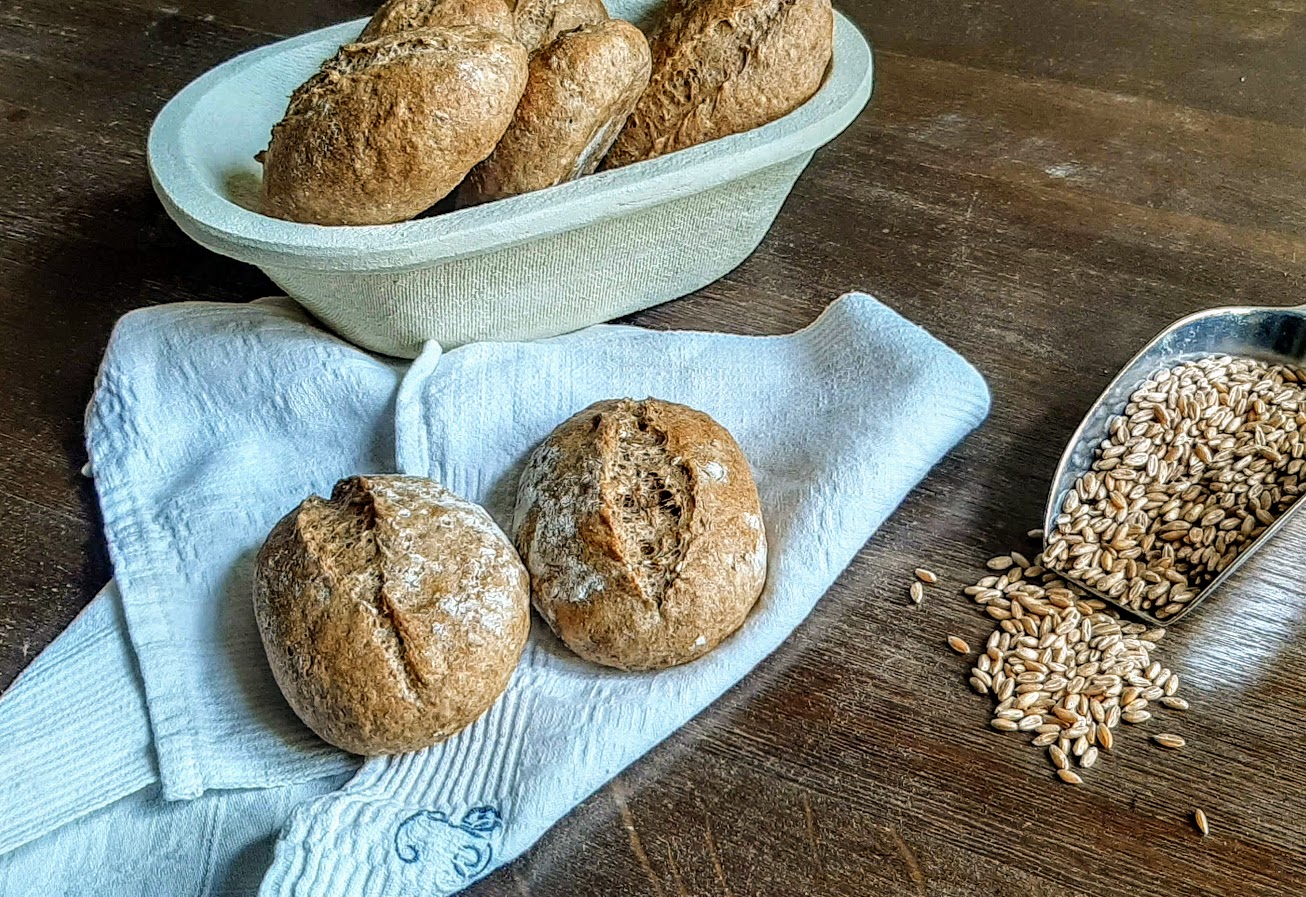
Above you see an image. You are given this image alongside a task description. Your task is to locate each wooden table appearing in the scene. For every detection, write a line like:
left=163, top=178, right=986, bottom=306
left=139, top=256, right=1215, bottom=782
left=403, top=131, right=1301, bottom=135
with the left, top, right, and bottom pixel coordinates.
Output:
left=3, top=1, right=1305, bottom=893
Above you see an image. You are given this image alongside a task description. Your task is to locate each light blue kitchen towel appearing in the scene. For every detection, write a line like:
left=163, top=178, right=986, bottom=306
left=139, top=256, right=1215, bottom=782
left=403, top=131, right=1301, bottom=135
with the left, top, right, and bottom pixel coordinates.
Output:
left=0, top=292, right=988, bottom=895
left=0, top=577, right=349, bottom=897
left=0, top=731, right=348, bottom=897
left=0, top=300, right=383, bottom=861
left=0, top=581, right=156, bottom=856
left=82, top=298, right=392, bottom=801
left=258, top=294, right=990, bottom=895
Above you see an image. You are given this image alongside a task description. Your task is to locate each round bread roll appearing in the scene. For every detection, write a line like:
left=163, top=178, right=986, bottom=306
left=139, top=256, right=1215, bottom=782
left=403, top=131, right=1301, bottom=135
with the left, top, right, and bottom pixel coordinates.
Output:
left=258, top=27, right=528, bottom=226
left=358, top=0, right=514, bottom=41
left=603, top=0, right=833, bottom=168
left=513, top=398, right=767, bottom=670
left=511, top=0, right=609, bottom=51
left=460, top=20, right=651, bottom=205
left=253, top=475, right=530, bottom=755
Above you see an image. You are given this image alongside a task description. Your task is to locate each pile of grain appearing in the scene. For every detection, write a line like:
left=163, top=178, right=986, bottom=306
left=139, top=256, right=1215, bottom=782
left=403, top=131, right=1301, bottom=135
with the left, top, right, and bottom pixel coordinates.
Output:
left=951, top=545, right=1187, bottom=784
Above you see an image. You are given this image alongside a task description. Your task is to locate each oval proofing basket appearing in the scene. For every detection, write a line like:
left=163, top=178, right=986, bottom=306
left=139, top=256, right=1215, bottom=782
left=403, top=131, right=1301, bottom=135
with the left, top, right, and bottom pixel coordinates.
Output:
left=148, top=4, right=874, bottom=357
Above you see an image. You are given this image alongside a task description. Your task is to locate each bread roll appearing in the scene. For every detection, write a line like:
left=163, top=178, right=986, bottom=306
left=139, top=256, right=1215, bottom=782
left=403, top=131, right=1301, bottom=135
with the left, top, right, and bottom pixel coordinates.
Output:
left=358, top=0, right=514, bottom=41
left=604, top=0, right=833, bottom=168
left=513, top=398, right=767, bottom=670
left=253, top=476, right=530, bottom=755
left=259, top=27, right=528, bottom=226
left=511, top=0, right=609, bottom=51
left=461, top=20, right=651, bottom=205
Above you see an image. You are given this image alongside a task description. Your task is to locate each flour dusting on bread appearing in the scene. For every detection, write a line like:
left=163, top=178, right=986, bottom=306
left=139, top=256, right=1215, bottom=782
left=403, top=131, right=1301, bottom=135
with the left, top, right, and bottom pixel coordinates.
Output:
left=253, top=475, right=529, bottom=755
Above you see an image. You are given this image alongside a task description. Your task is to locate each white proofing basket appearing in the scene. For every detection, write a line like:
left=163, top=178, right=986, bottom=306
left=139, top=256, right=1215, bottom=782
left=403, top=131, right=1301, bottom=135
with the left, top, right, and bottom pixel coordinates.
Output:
left=147, top=4, right=874, bottom=357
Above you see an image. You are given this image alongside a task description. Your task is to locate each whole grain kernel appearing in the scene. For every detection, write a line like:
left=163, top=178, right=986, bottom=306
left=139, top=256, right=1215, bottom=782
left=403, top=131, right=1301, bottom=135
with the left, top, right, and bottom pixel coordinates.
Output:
left=1049, top=745, right=1069, bottom=770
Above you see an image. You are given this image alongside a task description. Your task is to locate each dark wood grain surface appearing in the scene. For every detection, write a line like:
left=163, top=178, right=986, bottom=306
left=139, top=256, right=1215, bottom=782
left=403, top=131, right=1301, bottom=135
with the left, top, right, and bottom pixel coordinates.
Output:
left=3, top=0, right=1305, bottom=894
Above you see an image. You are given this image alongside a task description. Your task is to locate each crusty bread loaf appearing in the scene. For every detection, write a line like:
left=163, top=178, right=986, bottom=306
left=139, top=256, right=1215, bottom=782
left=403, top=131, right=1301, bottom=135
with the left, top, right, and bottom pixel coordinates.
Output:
left=511, top=0, right=609, bottom=51
left=461, top=20, right=651, bottom=205
left=259, top=27, right=528, bottom=226
left=253, top=476, right=530, bottom=755
left=359, top=0, right=514, bottom=41
left=513, top=398, right=767, bottom=670
left=604, top=0, right=833, bottom=168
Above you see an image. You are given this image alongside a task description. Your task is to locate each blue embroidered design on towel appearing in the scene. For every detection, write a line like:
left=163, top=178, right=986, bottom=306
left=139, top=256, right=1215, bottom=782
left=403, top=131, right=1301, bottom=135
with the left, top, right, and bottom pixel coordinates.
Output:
left=394, top=806, right=503, bottom=888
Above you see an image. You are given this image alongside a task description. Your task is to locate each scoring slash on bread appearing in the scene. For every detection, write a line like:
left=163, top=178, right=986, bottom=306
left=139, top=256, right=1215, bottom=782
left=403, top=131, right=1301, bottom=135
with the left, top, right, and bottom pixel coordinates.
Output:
left=359, top=0, right=516, bottom=40
left=258, top=27, right=527, bottom=226
left=513, top=398, right=768, bottom=671
left=604, top=0, right=834, bottom=167
left=360, top=0, right=609, bottom=50
left=461, top=19, right=651, bottom=205
left=253, top=476, right=530, bottom=756
left=511, top=0, right=611, bottom=52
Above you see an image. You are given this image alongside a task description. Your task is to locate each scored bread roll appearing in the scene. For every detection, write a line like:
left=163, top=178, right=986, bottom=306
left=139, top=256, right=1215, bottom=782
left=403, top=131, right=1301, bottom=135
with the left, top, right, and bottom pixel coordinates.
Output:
left=259, top=27, right=528, bottom=226
left=511, top=0, right=609, bottom=51
left=604, top=0, right=833, bottom=168
left=461, top=20, right=651, bottom=205
left=513, top=398, right=767, bottom=670
left=253, top=476, right=531, bottom=756
left=358, top=0, right=514, bottom=41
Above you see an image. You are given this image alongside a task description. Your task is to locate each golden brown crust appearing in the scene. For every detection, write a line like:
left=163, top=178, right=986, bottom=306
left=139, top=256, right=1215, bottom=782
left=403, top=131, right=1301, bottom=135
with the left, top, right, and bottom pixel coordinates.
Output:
left=259, top=27, right=528, bottom=226
left=461, top=20, right=651, bottom=205
left=603, top=0, right=833, bottom=168
left=511, top=0, right=609, bottom=51
left=513, top=398, right=767, bottom=670
left=359, top=0, right=514, bottom=41
left=253, top=475, right=530, bottom=755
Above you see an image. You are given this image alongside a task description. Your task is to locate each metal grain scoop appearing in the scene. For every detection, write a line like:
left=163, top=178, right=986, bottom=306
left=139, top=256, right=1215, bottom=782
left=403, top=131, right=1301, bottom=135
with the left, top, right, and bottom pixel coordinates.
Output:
left=1042, top=303, right=1306, bottom=624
